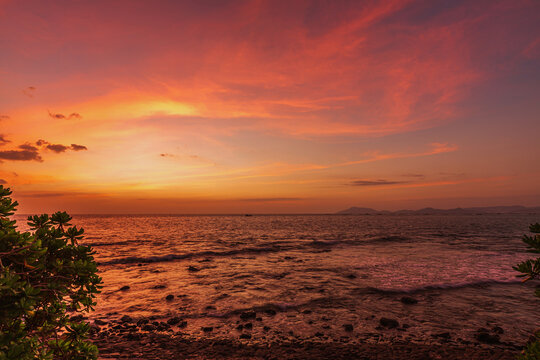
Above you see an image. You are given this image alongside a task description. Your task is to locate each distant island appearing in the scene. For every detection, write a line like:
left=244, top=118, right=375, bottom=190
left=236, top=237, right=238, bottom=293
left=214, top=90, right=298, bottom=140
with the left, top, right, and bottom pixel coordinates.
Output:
left=336, top=205, right=540, bottom=215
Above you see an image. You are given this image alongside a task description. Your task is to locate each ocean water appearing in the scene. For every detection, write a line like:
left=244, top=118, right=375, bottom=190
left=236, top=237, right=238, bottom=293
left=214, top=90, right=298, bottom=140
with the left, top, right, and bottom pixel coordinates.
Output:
left=16, top=214, right=540, bottom=345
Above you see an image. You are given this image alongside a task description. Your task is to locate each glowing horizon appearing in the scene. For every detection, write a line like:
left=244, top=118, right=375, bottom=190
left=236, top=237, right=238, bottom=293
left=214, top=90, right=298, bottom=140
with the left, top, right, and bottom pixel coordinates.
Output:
left=1, top=0, right=539, bottom=214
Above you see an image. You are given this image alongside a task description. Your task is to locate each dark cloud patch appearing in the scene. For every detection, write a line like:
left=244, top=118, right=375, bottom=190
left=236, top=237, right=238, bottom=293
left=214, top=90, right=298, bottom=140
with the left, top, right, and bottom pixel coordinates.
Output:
left=0, top=139, right=87, bottom=161
left=70, top=144, right=87, bottom=151
left=19, top=143, right=39, bottom=151
left=48, top=111, right=83, bottom=120
left=0, top=179, right=6, bottom=185
left=349, top=179, right=410, bottom=187
left=22, top=86, right=36, bottom=97
left=160, top=153, right=174, bottom=157
left=46, top=144, right=69, bottom=153
left=0, top=135, right=10, bottom=145
left=0, top=149, right=43, bottom=162
left=0, top=115, right=9, bottom=121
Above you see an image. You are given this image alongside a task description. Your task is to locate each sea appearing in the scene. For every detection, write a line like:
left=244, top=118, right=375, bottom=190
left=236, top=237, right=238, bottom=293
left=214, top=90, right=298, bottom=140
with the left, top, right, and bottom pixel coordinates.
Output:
left=16, top=213, right=540, bottom=346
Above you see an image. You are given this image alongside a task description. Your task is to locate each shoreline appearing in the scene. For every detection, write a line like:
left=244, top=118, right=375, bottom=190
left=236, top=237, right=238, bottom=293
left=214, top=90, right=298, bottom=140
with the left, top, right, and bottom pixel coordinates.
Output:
left=93, top=332, right=523, bottom=359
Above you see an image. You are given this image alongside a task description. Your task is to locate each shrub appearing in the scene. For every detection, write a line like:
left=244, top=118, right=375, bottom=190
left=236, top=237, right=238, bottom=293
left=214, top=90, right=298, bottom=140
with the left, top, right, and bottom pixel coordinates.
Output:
left=514, top=223, right=540, bottom=360
left=0, top=185, right=102, bottom=360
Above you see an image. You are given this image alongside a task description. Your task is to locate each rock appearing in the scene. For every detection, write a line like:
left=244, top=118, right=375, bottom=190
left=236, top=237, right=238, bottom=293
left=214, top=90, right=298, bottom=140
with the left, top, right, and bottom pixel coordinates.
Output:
left=178, top=320, right=187, bottom=328
left=264, top=309, right=277, bottom=316
left=475, top=332, right=500, bottom=344
left=119, top=286, right=130, bottom=291
left=400, top=296, right=418, bottom=305
left=142, top=324, right=156, bottom=331
left=152, top=285, right=166, bottom=289
left=120, top=315, right=133, bottom=323
left=492, top=326, right=504, bottom=334
left=343, top=324, right=354, bottom=332
left=188, top=265, right=200, bottom=272
left=137, top=318, right=149, bottom=326
left=240, top=333, right=251, bottom=339
left=244, top=323, right=253, bottom=329
left=167, top=317, right=181, bottom=325
left=263, top=326, right=270, bottom=331
left=236, top=324, right=244, bottom=331
left=346, top=274, right=357, bottom=279
left=126, top=332, right=140, bottom=341
left=205, top=305, right=216, bottom=310
left=240, top=311, right=257, bottom=320
left=302, top=310, right=312, bottom=314
left=315, top=332, right=324, bottom=337
left=379, top=317, right=399, bottom=329
left=202, top=326, right=213, bottom=332
left=165, top=294, right=174, bottom=301
left=256, top=317, right=262, bottom=321
left=94, top=319, right=108, bottom=326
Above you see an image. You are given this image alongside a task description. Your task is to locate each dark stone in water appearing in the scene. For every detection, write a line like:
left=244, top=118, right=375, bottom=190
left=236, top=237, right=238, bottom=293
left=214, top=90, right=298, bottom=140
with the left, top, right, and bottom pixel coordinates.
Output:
left=119, top=286, right=130, bottom=291
left=302, top=310, right=312, bottom=314
left=263, top=326, right=270, bottom=331
left=240, top=311, right=257, bottom=320
left=94, top=319, right=108, bottom=326
left=264, top=309, right=277, bottom=316
left=205, top=305, right=216, bottom=310
left=475, top=332, right=500, bottom=344
left=142, top=324, right=156, bottom=331
left=346, top=274, right=357, bottom=279
left=240, top=333, right=251, bottom=339
left=244, top=323, right=253, bottom=329
left=165, top=294, right=174, bottom=301
left=167, top=317, right=181, bottom=325
left=153, top=285, right=166, bottom=289
left=188, top=265, right=200, bottom=272
left=343, top=324, right=354, bottom=332
left=236, top=324, right=244, bottom=331
left=379, top=318, right=399, bottom=329
left=137, top=318, right=149, bottom=326
left=120, top=315, right=133, bottom=323
left=400, top=296, right=418, bottom=305
left=202, top=327, right=213, bottom=332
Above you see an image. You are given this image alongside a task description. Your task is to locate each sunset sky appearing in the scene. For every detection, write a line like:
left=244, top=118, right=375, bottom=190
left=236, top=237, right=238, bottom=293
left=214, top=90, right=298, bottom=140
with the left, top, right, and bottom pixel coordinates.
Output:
left=1, top=0, right=539, bottom=214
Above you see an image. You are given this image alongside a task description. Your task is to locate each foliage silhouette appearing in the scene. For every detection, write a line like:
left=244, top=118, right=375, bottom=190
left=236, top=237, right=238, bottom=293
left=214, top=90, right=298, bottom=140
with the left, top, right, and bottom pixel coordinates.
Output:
left=0, top=185, right=102, bottom=359
left=514, top=223, right=540, bottom=359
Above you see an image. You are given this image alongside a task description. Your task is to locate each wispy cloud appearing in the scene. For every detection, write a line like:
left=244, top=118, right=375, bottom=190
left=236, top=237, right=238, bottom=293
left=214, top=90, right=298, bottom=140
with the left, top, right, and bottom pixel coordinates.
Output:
left=0, top=135, right=10, bottom=145
left=349, top=179, right=409, bottom=186
left=47, top=111, right=83, bottom=120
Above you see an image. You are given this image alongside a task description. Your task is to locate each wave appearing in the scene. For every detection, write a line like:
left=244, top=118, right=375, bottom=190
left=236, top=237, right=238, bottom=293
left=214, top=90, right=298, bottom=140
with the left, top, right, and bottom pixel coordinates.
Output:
left=353, top=279, right=525, bottom=296
left=97, top=235, right=412, bottom=266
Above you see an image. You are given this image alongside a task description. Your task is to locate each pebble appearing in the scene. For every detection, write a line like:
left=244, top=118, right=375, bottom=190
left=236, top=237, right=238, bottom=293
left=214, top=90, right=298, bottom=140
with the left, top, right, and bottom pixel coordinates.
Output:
left=400, top=296, right=418, bottom=305
left=380, top=318, right=399, bottom=329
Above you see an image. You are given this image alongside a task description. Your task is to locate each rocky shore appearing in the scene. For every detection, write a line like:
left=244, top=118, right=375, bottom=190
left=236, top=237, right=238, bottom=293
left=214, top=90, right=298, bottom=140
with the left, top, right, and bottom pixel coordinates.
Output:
left=89, top=309, right=526, bottom=359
